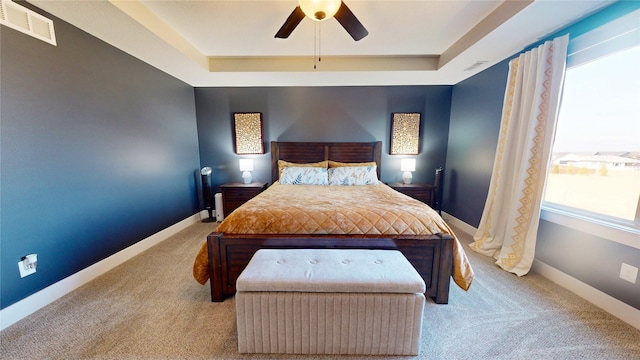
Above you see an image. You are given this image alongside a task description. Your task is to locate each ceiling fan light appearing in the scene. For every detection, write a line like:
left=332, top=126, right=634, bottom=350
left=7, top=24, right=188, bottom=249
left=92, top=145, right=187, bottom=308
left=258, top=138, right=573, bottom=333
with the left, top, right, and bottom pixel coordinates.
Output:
left=299, top=0, right=341, bottom=21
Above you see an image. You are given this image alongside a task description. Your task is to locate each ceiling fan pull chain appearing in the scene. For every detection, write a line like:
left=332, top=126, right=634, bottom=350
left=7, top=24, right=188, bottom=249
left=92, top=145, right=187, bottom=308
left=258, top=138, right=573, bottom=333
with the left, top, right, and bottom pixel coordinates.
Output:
left=318, top=22, right=322, bottom=64
left=313, top=21, right=317, bottom=69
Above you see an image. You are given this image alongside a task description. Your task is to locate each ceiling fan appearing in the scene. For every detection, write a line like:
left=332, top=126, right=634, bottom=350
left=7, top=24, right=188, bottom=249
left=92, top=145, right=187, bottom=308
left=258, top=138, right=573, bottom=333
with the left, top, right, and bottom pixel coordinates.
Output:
left=275, top=0, right=368, bottom=41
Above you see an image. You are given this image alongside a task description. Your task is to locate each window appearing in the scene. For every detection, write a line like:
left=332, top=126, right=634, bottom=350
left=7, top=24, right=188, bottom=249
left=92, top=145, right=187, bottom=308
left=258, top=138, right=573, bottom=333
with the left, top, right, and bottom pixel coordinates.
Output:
left=542, top=9, right=640, bottom=237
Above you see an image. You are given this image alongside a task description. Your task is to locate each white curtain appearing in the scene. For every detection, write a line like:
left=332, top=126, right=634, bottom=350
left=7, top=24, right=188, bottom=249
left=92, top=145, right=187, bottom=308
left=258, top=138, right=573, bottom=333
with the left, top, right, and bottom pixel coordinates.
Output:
left=471, top=35, right=569, bottom=276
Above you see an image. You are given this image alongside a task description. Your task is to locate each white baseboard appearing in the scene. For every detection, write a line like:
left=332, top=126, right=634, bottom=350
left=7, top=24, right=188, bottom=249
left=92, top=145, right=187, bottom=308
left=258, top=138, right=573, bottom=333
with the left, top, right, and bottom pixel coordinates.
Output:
left=4, top=213, right=638, bottom=332
left=532, top=259, right=640, bottom=330
left=199, top=209, right=211, bottom=220
left=441, top=212, right=640, bottom=331
left=441, top=211, right=478, bottom=236
left=0, top=214, right=201, bottom=331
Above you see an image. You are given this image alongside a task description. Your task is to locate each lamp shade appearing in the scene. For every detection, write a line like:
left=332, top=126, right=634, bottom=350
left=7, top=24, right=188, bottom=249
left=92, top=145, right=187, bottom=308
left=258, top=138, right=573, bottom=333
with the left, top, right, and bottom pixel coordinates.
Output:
left=239, top=159, right=254, bottom=172
left=401, top=158, right=416, bottom=172
left=299, top=0, right=341, bottom=21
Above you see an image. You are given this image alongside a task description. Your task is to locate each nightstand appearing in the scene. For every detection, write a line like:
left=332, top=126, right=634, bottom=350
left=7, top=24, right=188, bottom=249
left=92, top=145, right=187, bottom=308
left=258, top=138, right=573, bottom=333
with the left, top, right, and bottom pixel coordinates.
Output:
left=388, top=183, right=436, bottom=208
left=220, top=182, right=267, bottom=217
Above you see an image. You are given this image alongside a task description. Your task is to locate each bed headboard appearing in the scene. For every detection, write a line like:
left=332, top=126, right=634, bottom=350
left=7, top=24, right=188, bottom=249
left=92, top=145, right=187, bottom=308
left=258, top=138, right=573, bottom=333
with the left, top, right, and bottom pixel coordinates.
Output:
left=270, top=141, right=382, bottom=184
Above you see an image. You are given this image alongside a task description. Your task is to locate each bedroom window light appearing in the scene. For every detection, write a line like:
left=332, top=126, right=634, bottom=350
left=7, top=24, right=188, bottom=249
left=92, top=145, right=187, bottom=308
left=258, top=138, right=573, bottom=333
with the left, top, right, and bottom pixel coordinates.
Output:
left=542, top=9, right=640, bottom=245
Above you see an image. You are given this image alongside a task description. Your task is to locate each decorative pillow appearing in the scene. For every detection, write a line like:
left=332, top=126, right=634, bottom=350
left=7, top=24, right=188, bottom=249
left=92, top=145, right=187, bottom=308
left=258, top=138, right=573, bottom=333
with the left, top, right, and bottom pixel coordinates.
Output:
left=280, top=166, right=329, bottom=185
left=278, top=160, right=328, bottom=179
left=328, top=165, right=378, bottom=185
left=328, top=160, right=378, bottom=168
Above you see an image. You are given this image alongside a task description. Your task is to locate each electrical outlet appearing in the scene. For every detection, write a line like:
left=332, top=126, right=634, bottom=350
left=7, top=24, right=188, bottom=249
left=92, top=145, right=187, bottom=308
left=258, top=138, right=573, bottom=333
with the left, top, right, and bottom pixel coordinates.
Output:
left=18, top=261, right=36, bottom=278
left=619, top=263, right=638, bottom=284
left=18, top=254, right=37, bottom=278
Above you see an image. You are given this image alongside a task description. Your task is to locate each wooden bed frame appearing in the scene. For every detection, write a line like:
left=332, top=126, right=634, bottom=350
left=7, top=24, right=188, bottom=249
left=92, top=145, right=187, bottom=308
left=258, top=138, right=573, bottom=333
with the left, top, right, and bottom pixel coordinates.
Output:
left=206, top=141, right=454, bottom=304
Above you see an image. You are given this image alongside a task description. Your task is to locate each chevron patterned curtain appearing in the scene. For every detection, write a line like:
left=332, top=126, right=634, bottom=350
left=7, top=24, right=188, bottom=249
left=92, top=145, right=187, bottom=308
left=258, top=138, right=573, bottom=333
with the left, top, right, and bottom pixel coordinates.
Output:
left=471, top=35, right=569, bottom=276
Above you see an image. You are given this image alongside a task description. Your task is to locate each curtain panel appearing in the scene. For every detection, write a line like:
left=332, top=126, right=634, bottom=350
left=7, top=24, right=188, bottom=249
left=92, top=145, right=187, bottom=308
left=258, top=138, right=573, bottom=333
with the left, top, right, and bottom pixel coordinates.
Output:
left=471, top=35, right=569, bottom=276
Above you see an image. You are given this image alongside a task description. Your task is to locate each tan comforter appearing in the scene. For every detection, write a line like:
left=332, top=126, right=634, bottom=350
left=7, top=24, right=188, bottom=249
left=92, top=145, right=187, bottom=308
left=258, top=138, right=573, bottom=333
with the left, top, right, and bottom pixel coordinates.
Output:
left=193, top=182, right=473, bottom=290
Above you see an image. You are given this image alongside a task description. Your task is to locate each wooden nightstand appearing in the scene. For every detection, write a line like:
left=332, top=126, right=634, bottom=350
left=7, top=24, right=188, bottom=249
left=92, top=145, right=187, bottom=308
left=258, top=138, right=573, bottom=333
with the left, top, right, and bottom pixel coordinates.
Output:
left=220, top=182, right=267, bottom=217
left=388, top=183, right=436, bottom=208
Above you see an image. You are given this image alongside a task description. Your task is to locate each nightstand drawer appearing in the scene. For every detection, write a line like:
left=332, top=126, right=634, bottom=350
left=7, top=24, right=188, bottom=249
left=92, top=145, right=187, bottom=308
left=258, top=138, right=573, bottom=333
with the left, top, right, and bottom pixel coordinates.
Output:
left=220, top=182, right=267, bottom=216
left=224, top=188, right=262, bottom=201
left=388, top=183, right=436, bottom=207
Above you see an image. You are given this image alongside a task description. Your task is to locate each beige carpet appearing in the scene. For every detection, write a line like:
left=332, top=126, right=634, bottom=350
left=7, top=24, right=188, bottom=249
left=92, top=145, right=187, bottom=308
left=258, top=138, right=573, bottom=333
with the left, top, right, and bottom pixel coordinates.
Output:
left=2, top=221, right=639, bottom=359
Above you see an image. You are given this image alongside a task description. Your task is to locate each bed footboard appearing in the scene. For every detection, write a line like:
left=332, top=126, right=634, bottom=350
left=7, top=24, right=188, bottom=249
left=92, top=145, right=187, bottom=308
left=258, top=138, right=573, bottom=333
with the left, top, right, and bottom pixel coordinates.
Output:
left=206, top=232, right=454, bottom=304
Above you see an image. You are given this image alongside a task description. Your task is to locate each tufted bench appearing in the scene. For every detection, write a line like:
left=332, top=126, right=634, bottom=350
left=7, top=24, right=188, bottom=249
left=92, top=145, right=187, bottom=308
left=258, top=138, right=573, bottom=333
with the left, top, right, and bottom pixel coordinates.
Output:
left=235, top=249, right=425, bottom=355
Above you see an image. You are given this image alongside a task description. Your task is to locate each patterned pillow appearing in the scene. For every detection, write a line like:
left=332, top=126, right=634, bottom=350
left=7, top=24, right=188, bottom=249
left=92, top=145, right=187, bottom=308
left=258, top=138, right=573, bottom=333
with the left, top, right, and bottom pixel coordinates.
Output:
left=279, top=166, right=329, bottom=185
left=328, top=165, right=378, bottom=185
left=328, top=160, right=378, bottom=168
left=278, top=160, right=328, bottom=179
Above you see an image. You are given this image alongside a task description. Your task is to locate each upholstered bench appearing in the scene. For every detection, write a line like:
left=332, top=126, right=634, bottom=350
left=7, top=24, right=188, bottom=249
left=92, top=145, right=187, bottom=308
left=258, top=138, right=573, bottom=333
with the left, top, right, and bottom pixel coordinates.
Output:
left=235, top=249, right=425, bottom=355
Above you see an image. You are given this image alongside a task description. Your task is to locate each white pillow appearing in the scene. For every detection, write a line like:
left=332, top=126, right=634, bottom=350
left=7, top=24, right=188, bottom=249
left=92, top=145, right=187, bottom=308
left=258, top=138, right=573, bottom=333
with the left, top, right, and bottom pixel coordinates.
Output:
left=279, top=166, right=329, bottom=185
left=328, top=165, right=378, bottom=185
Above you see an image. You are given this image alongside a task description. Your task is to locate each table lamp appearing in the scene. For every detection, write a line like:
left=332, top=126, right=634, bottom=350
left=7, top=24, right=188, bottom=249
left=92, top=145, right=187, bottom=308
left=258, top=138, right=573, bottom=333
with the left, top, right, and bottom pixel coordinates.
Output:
left=401, top=158, right=416, bottom=184
left=239, top=159, right=254, bottom=184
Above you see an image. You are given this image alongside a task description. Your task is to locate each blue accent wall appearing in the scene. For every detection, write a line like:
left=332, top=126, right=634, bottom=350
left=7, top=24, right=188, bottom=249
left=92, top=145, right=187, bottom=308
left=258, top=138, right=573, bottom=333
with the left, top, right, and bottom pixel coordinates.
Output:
left=2, top=0, right=637, bottom=314
left=536, top=221, right=640, bottom=309
left=0, top=6, right=200, bottom=309
left=445, top=2, right=640, bottom=310
left=195, top=86, right=452, bottom=188
left=445, top=58, right=510, bottom=227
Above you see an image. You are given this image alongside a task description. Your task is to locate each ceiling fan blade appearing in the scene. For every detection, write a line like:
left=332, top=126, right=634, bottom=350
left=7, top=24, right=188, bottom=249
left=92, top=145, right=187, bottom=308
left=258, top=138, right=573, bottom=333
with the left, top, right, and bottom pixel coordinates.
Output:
left=334, top=1, right=368, bottom=41
left=275, top=6, right=306, bottom=39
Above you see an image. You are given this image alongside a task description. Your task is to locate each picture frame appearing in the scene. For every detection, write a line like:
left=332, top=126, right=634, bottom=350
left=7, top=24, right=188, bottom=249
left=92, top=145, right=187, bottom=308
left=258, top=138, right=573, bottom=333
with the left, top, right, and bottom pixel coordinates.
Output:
left=390, top=112, right=421, bottom=155
left=233, top=112, right=264, bottom=154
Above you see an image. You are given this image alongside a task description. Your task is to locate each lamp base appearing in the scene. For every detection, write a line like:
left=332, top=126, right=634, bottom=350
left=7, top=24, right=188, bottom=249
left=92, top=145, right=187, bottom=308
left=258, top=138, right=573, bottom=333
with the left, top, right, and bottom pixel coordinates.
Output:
left=242, top=171, right=252, bottom=184
left=202, top=208, right=217, bottom=223
left=402, top=171, right=413, bottom=184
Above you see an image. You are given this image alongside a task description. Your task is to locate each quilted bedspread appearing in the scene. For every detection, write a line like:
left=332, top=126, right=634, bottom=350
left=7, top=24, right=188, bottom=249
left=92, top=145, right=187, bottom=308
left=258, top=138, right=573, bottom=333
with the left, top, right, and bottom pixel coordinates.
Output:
left=193, top=182, right=474, bottom=290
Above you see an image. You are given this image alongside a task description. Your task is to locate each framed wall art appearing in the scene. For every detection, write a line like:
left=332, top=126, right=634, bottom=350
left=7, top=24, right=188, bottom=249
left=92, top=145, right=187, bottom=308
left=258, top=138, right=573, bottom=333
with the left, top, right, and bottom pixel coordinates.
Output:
left=389, top=112, right=421, bottom=155
left=233, top=112, right=264, bottom=154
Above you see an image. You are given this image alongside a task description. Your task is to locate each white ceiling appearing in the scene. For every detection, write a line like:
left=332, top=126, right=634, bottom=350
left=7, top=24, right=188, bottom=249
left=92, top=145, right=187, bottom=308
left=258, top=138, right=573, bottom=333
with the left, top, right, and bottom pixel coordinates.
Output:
left=28, top=0, right=613, bottom=87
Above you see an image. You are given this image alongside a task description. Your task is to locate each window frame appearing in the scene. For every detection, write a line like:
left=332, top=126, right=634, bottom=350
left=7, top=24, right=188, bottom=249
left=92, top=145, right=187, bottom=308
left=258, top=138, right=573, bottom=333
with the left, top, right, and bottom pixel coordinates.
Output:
left=540, top=7, right=640, bottom=247
left=540, top=205, right=640, bottom=249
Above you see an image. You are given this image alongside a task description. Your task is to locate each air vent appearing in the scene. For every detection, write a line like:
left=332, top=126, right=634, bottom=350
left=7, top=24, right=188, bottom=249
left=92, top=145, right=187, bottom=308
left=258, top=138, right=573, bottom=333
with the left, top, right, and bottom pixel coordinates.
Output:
left=0, top=0, right=56, bottom=46
left=464, top=61, right=488, bottom=71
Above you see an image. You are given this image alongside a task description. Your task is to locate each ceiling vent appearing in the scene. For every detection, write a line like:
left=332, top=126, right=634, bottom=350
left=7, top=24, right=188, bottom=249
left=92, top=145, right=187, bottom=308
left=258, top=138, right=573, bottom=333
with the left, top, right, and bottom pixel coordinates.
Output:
left=0, top=0, right=56, bottom=46
left=463, top=61, right=488, bottom=71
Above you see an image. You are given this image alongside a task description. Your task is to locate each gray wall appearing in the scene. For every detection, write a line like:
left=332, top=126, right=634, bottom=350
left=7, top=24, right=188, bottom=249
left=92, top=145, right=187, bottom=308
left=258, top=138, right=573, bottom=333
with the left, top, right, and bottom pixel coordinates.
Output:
left=195, top=86, right=453, bottom=189
left=0, top=5, right=201, bottom=309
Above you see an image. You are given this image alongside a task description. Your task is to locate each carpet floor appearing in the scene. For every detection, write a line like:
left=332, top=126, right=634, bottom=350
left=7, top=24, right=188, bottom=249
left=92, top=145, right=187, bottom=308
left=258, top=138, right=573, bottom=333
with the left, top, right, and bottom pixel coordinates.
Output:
left=1, top=221, right=639, bottom=359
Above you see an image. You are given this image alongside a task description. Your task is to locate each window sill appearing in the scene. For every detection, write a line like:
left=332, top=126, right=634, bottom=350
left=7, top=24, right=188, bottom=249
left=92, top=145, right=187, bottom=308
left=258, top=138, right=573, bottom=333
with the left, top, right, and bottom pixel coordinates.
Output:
left=540, top=206, right=640, bottom=250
